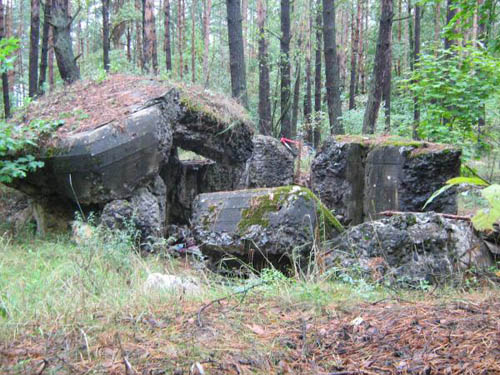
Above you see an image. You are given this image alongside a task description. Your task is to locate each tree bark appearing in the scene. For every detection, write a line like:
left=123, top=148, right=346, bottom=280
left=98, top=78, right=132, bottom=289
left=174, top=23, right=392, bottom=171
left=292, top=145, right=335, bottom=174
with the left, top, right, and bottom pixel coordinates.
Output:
left=412, top=4, right=421, bottom=139
left=280, top=0, right=291, bottom=137
left=202, top=0, right=212, bottom=84
left=349, top=0, right=361, bottom=109
left=29, top=0, right=40, bottom=97
left=444, top=0, right=457, bottom=51
left=362, top=0, right=393, bottom=134
left=39, top=0, right=51, bottom=94
left=50, top=0, right=80, bottom=84
left=323, top=0, right=343, bottom=134
left=178, top=0, right=184, bottom=78
left=226, top=0, right=248, bottom=107
left=142, top=0, right=155, bottom=73
left=191, top=0, right=196, bottom=82
left=383, top=24, right=392, bottom=133
left=102, top=0, right=110, bottom=71
left=164, top=0, right=172, bottom=71
left=291, top=59, right=301, bottom=138
left=257, top=0, right=271, bottom=135
left=0, top=0, right=10, bottom=117
left=135, top=0, right=143, bottom=69
left=313, top=3, right=322, bottom=147
left=304, top=0, right=313, bottom=143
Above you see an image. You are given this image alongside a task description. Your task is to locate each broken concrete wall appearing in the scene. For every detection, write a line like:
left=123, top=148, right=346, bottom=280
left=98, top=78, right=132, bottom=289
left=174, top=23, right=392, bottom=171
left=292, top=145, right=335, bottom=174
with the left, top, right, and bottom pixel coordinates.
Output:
left=192, top=187, right=343, bottom=269
left=311, top=137, right=461, bottom=225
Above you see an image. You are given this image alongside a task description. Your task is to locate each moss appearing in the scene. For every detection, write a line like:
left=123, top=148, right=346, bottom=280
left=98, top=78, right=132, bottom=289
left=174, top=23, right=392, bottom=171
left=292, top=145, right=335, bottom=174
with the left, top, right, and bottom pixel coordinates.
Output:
left=237, top=186, right=344, bottom=236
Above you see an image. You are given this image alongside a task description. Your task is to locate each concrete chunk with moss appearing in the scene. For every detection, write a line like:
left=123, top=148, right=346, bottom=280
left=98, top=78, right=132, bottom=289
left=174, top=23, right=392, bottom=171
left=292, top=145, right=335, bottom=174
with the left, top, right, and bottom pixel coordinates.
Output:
left=311, top=136, right=461, bottom=225
left=191, top=186, right=343, bottom=265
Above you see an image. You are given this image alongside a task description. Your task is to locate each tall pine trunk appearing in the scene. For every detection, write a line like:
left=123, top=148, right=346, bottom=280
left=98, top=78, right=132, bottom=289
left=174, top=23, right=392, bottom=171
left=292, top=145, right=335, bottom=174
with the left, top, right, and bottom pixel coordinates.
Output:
left=202, top=0, right=212, bottom=84
left=39, top=0, right=51, bottom=94
left=280, top=0, right=291, bottom=137
left=349, top=0, right=361, bottom=109
left=29, top=0, right=40, bottom=97
left=362, top=0, right=393, bottom=134
left=412, top=4, right=421, bottom=139
left=291, top=59, right=301, bottom=138
left=102, top=0, right=110, bottom=71
left=0, top=0, right=10, bottom=117
left=323, top=0, right=343, bottom=134
left=135, top=0, right=143, bottom=68
left=164, top=0, right=172, bottom=71
left=304, top=0, right=312, bottom=143
left=191, top=0, right=196, bottom=82
left=226, top=0, right=248, bottom=107
left=50, top=0, right=80, bottom=84
left=313, top=3, right=322, bottom=147
left=257, top=0, right=271, bottom=135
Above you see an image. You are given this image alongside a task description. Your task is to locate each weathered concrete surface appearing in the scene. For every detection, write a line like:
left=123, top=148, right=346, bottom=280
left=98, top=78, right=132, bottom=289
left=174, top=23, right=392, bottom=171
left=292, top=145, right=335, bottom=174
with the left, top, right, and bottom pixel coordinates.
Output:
left=12, top=87, right=254, bottom=208
left=192, top=187, right=343, bottom=266
left=311, top=137, right=461, bottom=224
left=100, top=176, right=167, bottom=245
left=325, top=212, right=493, bottom=285
left=311, top=140, right=367, bottom=225
left=237, top=135, right=295, bottom=188
left=161, top=150, right=243, bottom=224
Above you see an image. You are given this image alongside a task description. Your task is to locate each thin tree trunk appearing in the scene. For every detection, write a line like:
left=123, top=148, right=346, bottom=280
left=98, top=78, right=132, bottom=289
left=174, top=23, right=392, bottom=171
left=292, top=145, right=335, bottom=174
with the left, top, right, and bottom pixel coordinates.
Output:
left=477, top=0, right=486, bottom=140
left=444, top=0, right=457, bottom=51
left=412, top=4, right=421, bottom=139
left=29, top=0, right=40, bottom=97
left=102, top=0, right=110, bottom=71
left=313, top=3, right=322, bottom=147
left=257, top=0, right=271, bottom=135
left=349, top=0, right=361, bottom=109
left=50, top=0, right=81, bottom=84
left=48, top=27, right=54, bottom=90
left=39, top=0, right=51, bottom=94
left=164, top=0, right=172, bottom=71
left=226, top=0, right=248, bottom=107
left=362, top=0, right=393, bottom=134
left=434, top=1, right=441, bottom=51
left=202, top=0, right=212, bottom=84
left=126, top=25, right=132, bottom=61
left=383, top=25, right=392, bottom=133
left=191, top=0, right=196, bottom=82
left=135, top=0, right=143, bottom=69
left=397, top=0, right=401, bottom=75
left=280, top=0, right=291, bottom=137
left=0, top=0, right=10, bottom=117
left=142, top=0, right=154, bottom=72
left=178, top=0, right=184, bottom=78
left=291, top=59, right=301, bottom=138
left=323, top=0, right=343, bottom=134
left=304, top=0, right=313, bottom=143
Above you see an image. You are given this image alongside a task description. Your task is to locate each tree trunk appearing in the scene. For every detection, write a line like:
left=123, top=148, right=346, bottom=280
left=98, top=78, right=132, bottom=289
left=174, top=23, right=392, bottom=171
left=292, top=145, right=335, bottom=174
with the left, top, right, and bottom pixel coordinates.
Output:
left=191, top=0, right=196, bottom=82
left=135, top=0, right=143, bottom=69
left=226, top=0, right=248, bottom=107
left=434, top=1, right=441, bottom=52
left=29, top=0, right=40, bottom=97
left=178, top=0, right=184, bottom=78
left=323, top=0, right=343, bottom=134
left=50, top=0, right=80, bottom=84
left=202, top=0, right=212, bottom=84
left=383, top=25, right=392, bottom=133
left=444, top=0, right=457, bottom=50
left=349, top=0, right=361, bottom=110
left=362, top=0, right=393, bottom=134
left=102, top=0, right=110, bottom=71
left=280, top=0, right=291, bottom=138
left=39, top=0, right=51, bottom=94
left=142, top=0, right=155, bottom=72
left=164, top=0, right=172, bottom=71
left=257, top=0, right=271, bottom=135
left=304, top=0, right=312, bottom=143
left=291, top=60, right=301, bottom=138
left=0, top=0, right=10, bottom=117
left=396, top=0, right=401, bottom=75
left=111, top=0, right=126, bottom=49
left=313, top=3, right=322, bottom=147
left=48, top=26, right=55, bottom=90
left=412, top=4, right=421, bottom=139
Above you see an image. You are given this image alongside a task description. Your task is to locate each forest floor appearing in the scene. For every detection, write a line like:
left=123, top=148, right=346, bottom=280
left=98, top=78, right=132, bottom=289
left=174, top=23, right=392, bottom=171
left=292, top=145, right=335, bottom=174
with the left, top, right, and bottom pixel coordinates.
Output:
left=0, top=231, right=499, bottom=375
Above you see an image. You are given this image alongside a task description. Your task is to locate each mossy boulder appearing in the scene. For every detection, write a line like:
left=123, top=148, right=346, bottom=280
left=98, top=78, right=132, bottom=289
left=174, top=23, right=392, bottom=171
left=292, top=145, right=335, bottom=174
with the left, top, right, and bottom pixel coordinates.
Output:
left=191, top=186, right=343, bottom=267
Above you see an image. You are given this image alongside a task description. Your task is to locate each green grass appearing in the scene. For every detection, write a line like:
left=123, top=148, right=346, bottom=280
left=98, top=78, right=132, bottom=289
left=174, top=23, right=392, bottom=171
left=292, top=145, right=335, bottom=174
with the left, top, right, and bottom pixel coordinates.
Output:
left=0, top=226, right=498, bottom=374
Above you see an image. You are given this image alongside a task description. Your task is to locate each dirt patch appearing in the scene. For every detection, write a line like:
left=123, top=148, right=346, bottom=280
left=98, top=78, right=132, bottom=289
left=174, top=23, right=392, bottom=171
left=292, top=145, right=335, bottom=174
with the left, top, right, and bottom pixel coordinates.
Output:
left=1, top=295, right=498, bottom=374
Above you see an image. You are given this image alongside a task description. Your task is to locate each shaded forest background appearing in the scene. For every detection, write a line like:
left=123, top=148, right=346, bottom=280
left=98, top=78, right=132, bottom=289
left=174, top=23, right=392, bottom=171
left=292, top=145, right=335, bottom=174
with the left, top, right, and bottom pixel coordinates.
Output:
left=1, top=0, right=500, bottom=163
